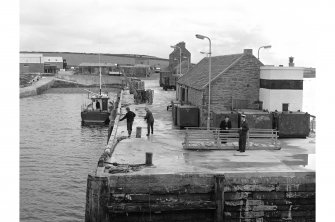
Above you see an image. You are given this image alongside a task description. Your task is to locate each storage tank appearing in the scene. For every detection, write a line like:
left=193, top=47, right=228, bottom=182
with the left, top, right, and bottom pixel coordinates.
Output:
left=212, top=111, right=239, bottom=129
left=238, top=109, right=273, bottom=129
left=176, top=105, right=199, bottom=127
left=275, top=112, right=310, bottom=138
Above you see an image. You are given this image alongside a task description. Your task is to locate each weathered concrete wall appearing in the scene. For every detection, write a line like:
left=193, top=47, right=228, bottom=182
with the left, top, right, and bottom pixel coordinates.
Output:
left=85, top=172, right=315, bottom=222
left=222, top=172, right=315, bottom=222
left=20, top=77, right=55, bottom=98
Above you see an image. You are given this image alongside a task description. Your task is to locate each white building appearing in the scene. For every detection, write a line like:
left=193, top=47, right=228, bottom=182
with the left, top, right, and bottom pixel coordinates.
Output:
left=259, top=66, right=304, bottom=112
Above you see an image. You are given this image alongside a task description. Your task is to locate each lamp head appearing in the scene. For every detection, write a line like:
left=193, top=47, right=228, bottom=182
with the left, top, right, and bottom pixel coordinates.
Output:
left=195, top=34, right=205, bottom=40
left=264, top=45, right=272, bottom=49
left=170, top=45, right=176, bottom=49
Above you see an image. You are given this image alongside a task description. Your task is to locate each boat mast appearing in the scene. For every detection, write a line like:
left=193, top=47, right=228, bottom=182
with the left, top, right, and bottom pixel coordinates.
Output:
left=99, top=53, right=102, bottom=95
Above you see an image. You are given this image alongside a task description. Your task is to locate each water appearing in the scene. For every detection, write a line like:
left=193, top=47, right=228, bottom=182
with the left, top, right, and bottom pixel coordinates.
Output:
left=20, top=92, right=114, bottom=222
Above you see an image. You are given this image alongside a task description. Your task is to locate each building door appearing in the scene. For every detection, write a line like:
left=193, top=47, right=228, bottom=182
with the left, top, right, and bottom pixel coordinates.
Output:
left=282, top=103, right=289, bottom=112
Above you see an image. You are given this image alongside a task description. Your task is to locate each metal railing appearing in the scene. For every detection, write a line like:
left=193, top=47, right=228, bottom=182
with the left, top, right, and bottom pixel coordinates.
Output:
left=183, top=127, right=280, bottom=150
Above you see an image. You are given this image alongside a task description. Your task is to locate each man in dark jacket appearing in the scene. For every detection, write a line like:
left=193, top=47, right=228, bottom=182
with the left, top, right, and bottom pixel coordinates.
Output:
left=120, top=107, right=136, bottom=138
left=144, top=107, right=154, bottom=136
left=238, top=114, right=249, bottom=152
left=220, top=116, right=232, bottom=144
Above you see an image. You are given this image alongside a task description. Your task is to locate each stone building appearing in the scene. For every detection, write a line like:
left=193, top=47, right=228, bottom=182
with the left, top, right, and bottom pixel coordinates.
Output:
left=177, top=49, right=263, bottom=127
left=173, top=60, right=194, bottom=75
left=169, top=41, right=191, bottom=70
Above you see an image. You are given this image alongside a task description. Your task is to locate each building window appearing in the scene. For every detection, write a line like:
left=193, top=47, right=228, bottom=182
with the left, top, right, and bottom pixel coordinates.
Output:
left=282, top=103, right=289, bottom=112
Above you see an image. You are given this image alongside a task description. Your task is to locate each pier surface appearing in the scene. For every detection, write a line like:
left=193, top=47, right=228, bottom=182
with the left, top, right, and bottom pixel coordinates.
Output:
left=104, top=77, right=315, bottom=175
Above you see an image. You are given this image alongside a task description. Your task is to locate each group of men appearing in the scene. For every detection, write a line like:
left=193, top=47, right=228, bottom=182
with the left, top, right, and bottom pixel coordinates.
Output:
left=220, top=115, right=249, bottom=153
left=119, top=107, right=154, bottom=138
left=120, top=106, right=249, bottom=152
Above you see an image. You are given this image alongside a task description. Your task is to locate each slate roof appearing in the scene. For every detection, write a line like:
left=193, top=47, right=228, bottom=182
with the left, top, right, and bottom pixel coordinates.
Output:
left=177, top=53, right=245, bottom=89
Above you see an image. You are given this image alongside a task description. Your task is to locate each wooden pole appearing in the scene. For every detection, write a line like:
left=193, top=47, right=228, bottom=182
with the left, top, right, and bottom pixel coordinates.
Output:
left=85, top=175, right=110, bottom=222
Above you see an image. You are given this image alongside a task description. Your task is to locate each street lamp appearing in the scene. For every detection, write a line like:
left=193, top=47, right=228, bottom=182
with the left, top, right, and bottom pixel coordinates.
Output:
left=257, top=45, right=271, bottom=60
left=196, top=34, right=212, bottom=130
left=171, top=45, right=182, bottom=75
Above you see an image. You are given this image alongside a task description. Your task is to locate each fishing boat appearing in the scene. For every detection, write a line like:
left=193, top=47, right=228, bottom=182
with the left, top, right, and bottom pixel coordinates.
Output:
left=81, top=55, right=112, bottom=125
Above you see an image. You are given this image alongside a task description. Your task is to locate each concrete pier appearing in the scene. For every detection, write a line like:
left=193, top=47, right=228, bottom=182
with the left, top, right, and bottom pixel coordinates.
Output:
left=85, top=75, right=315, bottom=222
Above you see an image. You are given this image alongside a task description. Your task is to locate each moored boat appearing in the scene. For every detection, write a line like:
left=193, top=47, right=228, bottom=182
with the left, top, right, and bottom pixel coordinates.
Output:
left=81, top=54, right=113, bottom=125
left=81, top=92, right=112, bottom=125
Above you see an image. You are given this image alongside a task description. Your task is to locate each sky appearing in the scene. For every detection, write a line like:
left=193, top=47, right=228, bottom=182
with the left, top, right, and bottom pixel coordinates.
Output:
left=20, top=0, right=320, bottom=67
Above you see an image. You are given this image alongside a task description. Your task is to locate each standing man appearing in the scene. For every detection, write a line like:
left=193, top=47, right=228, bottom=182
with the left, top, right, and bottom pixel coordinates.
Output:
left=120, top=107, right=136, bottom=138
left=238, top=114, right=249, bottom=152
left=220, top=116, right=232, bottom=143
left=144, top=107, right=154, bottom=136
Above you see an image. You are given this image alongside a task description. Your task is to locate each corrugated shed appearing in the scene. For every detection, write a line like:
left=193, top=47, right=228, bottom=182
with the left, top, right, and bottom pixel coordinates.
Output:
left=20, top=53, right=44, bottom=64
left=43, top=57, right=63, bottom=63
left=177, top=54, right=244, bottom=89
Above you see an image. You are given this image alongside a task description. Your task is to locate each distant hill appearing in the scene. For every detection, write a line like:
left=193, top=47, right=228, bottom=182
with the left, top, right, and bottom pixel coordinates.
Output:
left=20, top=51, right=169, bottom=68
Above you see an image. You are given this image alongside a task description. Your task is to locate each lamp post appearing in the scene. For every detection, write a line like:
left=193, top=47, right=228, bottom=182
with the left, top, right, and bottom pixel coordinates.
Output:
left=171, top=45, right=182, bottom=75
left=196, top=34, right=212, bottom=130
left=257, top=45, right=271, bottom=60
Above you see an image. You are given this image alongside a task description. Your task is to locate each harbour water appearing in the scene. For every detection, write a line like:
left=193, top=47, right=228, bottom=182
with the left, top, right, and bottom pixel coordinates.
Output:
left=20, top=91, right=115, bottom=222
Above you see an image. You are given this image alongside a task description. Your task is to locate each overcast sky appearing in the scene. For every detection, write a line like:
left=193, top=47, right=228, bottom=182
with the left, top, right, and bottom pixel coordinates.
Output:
left=20, top=0, right=319, bottom=67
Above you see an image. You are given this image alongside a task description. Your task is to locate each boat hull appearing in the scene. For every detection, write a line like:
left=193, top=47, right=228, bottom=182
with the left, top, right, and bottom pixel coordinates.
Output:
left=81, top=111, right=111, bottom=125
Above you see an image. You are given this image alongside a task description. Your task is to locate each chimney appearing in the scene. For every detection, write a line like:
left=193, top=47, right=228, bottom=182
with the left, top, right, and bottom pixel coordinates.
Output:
left=289, top=57, right=294, bottom=67
left=244, top=49, right=253, bottom=55
left=177, top=41, right=186, bottom=48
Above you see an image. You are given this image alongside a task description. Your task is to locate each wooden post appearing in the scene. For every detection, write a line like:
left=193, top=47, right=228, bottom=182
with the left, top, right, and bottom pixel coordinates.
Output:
left=136, top=127, right=142, bottom=138
left=85, top=175, right=110, bottom=222
left=215, top=175, right=225, bottom=222
left=145, top=152, right=153, bottom=165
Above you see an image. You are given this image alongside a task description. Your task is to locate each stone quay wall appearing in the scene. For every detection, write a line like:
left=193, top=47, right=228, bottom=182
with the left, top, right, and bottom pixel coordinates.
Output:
left=85, top=172, right=315, bottom=222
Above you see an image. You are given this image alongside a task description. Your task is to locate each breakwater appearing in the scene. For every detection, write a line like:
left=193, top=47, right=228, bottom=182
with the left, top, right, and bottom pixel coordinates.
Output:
left=20, top=77, right=55, bottom=98
left=20, top=74, right=124, bottom=98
